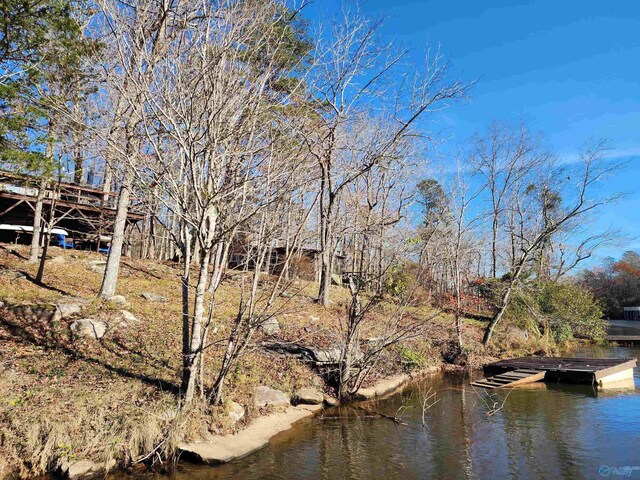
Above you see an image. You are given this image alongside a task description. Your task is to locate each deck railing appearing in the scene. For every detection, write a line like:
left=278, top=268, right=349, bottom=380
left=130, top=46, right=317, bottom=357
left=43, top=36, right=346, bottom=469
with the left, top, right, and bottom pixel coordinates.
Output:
left=0, top=170, right=144, bottom=216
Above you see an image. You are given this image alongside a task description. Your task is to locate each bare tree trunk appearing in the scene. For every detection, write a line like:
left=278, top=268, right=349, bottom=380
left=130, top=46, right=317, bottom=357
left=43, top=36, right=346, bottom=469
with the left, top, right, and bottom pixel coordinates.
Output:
left=28, top=177, right=47, bottom=264
left=98, top=166, right=133, bottom=298
left=35, top=193, right=58, bottom=283
left=183, top=246, right=211, bottom=402
left=318, top=166, right=333, bottom=306
left=73, top=141, right=84, bottom=184
left=482, top=276, right=516, bottom=345
left=491, top=214, right=498, bottom=277
left=180, top=223, right=192, bottom=396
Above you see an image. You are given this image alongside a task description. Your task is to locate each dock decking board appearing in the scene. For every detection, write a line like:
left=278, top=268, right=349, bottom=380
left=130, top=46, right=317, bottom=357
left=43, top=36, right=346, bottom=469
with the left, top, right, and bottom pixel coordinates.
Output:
left=482, top=356, right=637, bottom=385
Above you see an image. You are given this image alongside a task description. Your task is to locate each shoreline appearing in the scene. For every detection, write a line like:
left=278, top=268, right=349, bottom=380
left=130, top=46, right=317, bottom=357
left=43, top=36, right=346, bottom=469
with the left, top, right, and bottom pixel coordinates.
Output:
left=179, top=366, right=442, bottom=467
left=179, top=404, right=323, bottom=464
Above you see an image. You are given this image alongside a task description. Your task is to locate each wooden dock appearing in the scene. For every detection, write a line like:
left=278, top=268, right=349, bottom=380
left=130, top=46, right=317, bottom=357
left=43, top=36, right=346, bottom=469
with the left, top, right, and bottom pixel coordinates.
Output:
left=473, top=356, right=637, bottom=389
left=607, top=335, right=640, bottom=343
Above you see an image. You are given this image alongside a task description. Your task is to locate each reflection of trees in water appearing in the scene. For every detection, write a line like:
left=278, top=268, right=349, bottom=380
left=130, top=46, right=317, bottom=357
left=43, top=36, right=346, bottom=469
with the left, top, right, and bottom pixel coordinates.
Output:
left=192, top=365, right=640, bottom=479
left=499, top=385, right=583, bottom=478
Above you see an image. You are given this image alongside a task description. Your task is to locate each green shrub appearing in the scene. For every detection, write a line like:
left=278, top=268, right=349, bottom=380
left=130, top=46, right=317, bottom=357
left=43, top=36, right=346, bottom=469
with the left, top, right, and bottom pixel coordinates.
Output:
left=502, top=280, right=606, bottom=342
left=398, top=346, right=425, bottom=372
left=383, top=264, right=411, bottom=299
left=536, top=282, right=606, bottom=341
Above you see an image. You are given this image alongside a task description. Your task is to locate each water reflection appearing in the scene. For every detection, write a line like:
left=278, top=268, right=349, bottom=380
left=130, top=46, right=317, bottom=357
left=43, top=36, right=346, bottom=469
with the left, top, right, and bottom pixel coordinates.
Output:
left=113, top=346, right=640, bottom=480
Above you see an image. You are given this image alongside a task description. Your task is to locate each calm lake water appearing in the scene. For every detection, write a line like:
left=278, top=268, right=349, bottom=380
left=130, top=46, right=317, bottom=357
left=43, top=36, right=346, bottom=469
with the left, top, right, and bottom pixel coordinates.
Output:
left=119, top=340, right=640, bottom=480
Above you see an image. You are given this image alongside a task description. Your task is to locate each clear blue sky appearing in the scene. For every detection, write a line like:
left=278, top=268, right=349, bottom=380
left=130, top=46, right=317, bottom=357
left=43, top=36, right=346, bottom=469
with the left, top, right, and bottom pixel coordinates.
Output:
left=305, top=0, right=640, bottom=260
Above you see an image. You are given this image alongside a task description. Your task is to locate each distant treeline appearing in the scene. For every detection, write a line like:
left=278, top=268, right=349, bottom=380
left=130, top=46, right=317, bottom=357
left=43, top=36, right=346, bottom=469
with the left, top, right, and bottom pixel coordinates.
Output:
left=580, top=251, right=640, bottom=319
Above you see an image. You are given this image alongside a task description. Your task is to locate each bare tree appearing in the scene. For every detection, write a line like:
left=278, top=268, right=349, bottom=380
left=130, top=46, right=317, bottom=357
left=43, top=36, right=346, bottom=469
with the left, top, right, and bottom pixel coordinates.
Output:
left=471, top=123, right=546, bottom=278
left=445, top=159, right=484, bottom=354
left=482, top=141, right=622, bottom=344
left=94, top=0, right=181, bottom=298
left=298, top=8, right=471, bottom=306
left=122, top=0, right=313, bottom=402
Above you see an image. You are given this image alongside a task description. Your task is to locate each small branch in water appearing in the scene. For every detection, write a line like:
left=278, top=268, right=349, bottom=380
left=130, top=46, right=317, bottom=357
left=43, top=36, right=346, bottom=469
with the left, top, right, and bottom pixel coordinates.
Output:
left=472, top=386, right=514, bottom=417
left=355, top=405, right=408, bottom=425
left=418, top=386, right=439, bottom=429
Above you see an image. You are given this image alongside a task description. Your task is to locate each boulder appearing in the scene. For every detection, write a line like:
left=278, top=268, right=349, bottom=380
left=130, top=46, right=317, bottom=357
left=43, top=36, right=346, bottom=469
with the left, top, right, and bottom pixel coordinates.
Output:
left=293, top=387, right=323, bottom=405
left=323, top=395, right=340, bottom=407
left=228, top=401, right=245, bottom=423
left=8, top=304, right=57, bottom=322
left=310, top=346, right=342, bottom=364
left=55, top=302, right=83, bottom=320
left=112, top=310, right=139, bottom=328
left=141, top=292, right=168, bottom=303
left=260, top=317, right=280, bottom=336
left=106, top=295, right=127, bottom=306
left=88, top=260, right=106, bottom=274
left=0, top=270, right=22, bottom=280
left=255, top=386, right=290, bottom=408
left=70, top=319, right=108, bottom=339
left=60, top=459, right=114, bottom=480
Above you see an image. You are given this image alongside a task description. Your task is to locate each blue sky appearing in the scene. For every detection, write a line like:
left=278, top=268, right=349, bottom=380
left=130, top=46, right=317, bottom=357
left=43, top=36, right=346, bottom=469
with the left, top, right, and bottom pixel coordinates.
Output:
left=305, top=0, right=640, bottom=260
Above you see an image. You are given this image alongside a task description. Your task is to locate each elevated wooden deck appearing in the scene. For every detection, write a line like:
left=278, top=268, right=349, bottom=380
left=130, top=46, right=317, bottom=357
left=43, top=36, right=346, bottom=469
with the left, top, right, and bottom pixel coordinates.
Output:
left=477, top=356, right=637, bottom=388
left=0, top=170, right=144, bottom=237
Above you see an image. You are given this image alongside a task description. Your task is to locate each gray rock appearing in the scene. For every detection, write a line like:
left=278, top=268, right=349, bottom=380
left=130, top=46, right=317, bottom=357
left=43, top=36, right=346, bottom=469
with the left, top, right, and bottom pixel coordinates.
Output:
left=88, top=260, right=106, bottom=274
left=106, top=295, right=127, bottom=306
left=310, top=346, right=342, bottom=364
left=293, top=387, right=323, bottom=405
left=0, top=300, right=5, bottom=308
left=323, top=395, right=340, bottom=407
left=141, top=292, right=168, bottom=303
left=120, top=310, right=138, bottom=324
left=0, top=270, right=26, bottom=281
left=8, top=304, right=57, bottom=322
left=70, top=319, right=108, bottom=339
left=228, top=401, right=245, bottom=423
left=260, top=317, right=280, bottom=336
left=60, top=459, right=114, bottom=480
left=55, top=302, right=83, bottom=319
left=111, top=310, right=139, bottom=329
left=255, top=386, right=290, bottom=408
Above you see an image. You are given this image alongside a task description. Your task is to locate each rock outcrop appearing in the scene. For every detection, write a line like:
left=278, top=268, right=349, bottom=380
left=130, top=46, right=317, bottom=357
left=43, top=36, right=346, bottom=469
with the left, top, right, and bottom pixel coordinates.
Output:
left=70, top=319, right=108, bottom=339
left=141, top=292, right=168, bottom=303
left=259, top=317, right=280, bottom=336
left=293, top=387, right=323, bottom=405
left=228, top=401, right=245, bottom=423
left=255, top=386, right=290, bottom=408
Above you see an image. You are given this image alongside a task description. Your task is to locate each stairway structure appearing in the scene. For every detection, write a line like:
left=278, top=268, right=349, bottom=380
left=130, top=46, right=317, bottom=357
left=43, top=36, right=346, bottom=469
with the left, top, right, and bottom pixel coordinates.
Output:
left=471, top=369, right=546, bottom=389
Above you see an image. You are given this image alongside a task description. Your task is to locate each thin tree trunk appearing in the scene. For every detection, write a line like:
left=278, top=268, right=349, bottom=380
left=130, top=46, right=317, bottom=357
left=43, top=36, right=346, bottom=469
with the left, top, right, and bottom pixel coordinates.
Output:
left=483, top=258, right=527, bottom=345
left=183, top=246, right=211, bottom=402
left=28, top=177, right=47, bottom=264
left=491, top=214, right=498, bottom=278
left=36, top=196, right=57, bottom=283
left=180, top=223, right=192, bottom=396
left=98, top=166, right=133, bottom=298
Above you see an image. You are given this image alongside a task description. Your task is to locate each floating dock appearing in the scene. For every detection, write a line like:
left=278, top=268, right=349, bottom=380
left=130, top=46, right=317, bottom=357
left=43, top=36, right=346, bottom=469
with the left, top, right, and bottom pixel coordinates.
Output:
left=472, top=356, right=637, bottom=389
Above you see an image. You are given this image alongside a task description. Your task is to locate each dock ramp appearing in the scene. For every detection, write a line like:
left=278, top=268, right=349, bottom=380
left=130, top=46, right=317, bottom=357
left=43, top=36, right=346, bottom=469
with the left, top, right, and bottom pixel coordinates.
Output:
left=471, top=369, right=546, bottom=389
